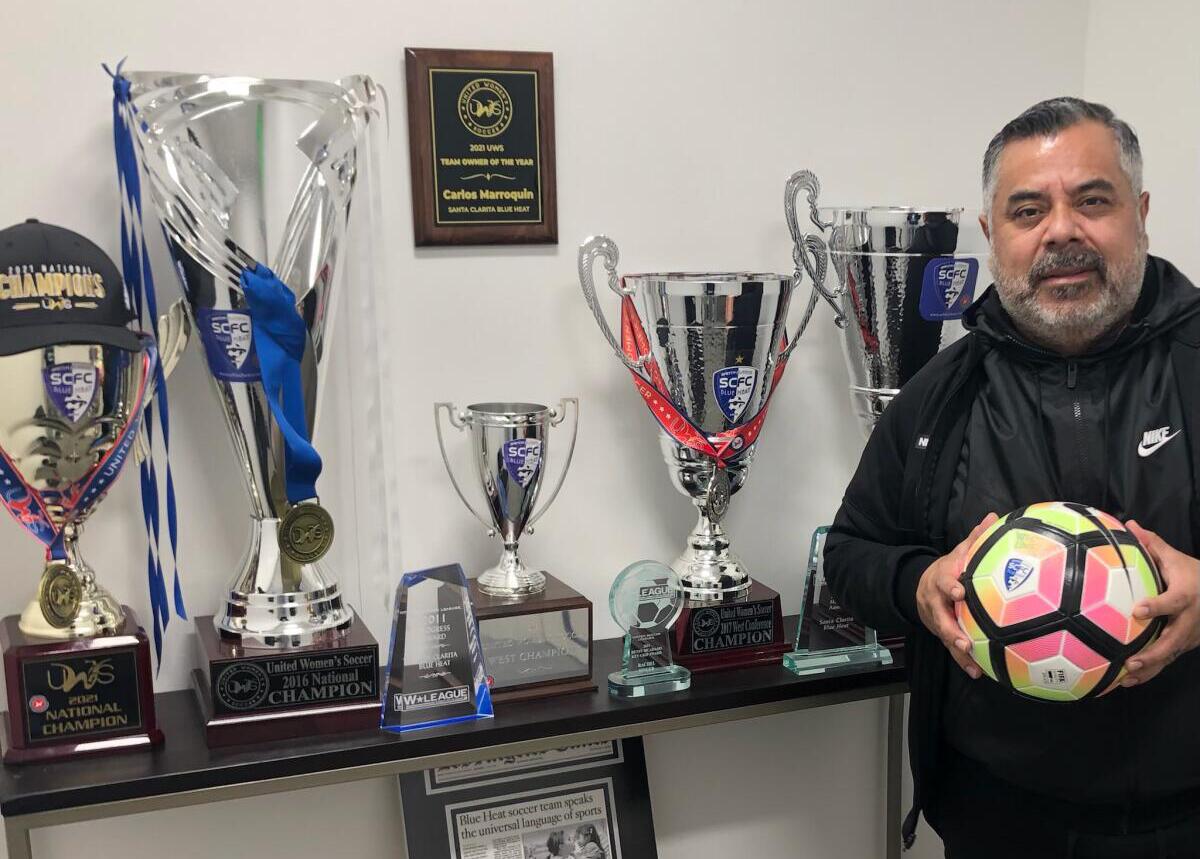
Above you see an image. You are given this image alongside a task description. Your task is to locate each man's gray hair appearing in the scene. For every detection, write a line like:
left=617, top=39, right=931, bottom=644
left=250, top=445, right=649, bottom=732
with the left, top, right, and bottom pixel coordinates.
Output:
left=982, top=97, right=1142, bottom=213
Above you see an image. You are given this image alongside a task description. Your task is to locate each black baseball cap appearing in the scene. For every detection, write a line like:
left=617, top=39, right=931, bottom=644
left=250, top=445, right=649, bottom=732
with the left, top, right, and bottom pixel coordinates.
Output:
left=0, top=219, right=141, bottom=357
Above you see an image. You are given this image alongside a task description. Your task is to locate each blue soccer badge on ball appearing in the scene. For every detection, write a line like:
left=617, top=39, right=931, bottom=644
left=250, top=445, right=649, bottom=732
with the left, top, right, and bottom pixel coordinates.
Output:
left=196, top=308, right=262, bottom=382
left=919, top=257, right=979, bottom=321
left=713, top=366, right=758, bottom=423
left=43, top=363, right=98, bottom=423
left=501, top=438, right=543, bottom=488
left=1004, top=557, right=1035, bottom=592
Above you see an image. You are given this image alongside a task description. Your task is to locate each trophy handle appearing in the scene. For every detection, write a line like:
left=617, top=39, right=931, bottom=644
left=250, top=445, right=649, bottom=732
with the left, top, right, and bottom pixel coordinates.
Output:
left=135, top=299, right=194, bottom=465
left=434, top=402, right=497, bottom=536
left=578, top=235, right=649, bottom=372
left=782, top=170, right=847, bottom=360
left=526, top=397, right=579, bottom=532
left=157, top=298, right=193, bottom=383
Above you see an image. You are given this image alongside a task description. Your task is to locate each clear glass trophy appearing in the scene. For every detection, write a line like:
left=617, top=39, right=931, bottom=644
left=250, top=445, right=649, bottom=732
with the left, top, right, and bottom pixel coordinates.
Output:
left=608, top=561, right=691, bottom=698
left=381, top=564, right=494, bottom=732
left=784, top=528, right=893, bottom=676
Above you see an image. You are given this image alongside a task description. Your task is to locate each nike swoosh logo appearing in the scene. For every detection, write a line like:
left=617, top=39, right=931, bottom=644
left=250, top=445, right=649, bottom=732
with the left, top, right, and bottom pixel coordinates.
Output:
left=1138, top=429, right=1182, bottom=458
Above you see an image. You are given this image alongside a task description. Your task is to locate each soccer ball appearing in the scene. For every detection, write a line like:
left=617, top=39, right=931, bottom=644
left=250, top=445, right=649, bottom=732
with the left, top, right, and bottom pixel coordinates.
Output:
left=637, top=598, right=676, bottom=628
left=956, top=502, right=1165, bottom=702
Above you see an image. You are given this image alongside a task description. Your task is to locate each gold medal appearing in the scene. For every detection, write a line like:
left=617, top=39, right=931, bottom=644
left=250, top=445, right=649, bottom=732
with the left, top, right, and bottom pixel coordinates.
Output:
left=279, top=502, right=335, bottom=564
left=38, top=564, right=83, bottom=629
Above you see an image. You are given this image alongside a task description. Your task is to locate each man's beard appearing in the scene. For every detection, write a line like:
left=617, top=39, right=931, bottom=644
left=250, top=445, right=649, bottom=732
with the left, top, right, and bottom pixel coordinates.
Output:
left=991, top=232, right=1148, bottom=355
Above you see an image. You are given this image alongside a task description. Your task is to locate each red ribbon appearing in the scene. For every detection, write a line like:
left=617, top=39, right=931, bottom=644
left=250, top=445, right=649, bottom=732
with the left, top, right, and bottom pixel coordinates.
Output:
left=619, top=289, right=788, bottom=468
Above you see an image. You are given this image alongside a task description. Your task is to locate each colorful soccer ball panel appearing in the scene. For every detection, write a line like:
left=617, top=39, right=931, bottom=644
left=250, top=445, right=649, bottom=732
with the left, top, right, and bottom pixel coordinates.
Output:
left=1021, top=502, right=1113, bottom=537
left=1079, top=543, right=1161, bottom=645
left=956, top=602, right=997, bottom=681
left=966, top=528, right=1068, bottom=628
left=1004, top=630, right=1110, bottom=702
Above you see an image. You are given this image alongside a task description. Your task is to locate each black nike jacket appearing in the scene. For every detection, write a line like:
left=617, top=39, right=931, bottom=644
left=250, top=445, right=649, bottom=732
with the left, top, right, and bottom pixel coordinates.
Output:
left=823, top=256, right=1200, bottom=847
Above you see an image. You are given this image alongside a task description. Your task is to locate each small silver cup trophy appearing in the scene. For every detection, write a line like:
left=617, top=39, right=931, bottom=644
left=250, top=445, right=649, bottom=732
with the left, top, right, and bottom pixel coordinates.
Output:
left=120, top=68, right=383, bottom=743
left=783, top=169, right=989, bottom=676
left=435, top=401, right=595, bottom=701
left=578, top=237, right=813, bottom=672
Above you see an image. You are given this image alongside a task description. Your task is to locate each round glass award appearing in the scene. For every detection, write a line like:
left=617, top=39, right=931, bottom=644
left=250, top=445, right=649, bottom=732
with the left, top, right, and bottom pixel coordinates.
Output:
left=608, top=560, right=691, bottom=698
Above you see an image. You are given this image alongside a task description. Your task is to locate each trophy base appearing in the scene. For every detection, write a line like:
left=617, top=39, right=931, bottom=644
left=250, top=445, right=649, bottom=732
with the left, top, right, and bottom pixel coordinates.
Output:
left=470, top=573, right=596, bottom=702
left=607, top=664, right=691, bottom=698
left=192, top=611, right=379, bottom=748
left=672, top=580, right=789, bottom=673
left=784, top=642, right=894, bottom=677
left=1, top=609, right=163, bottom=764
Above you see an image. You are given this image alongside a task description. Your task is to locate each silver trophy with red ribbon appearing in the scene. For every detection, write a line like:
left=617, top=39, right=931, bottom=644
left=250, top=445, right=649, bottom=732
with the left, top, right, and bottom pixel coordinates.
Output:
left=578, top=236, right=807, bottom=672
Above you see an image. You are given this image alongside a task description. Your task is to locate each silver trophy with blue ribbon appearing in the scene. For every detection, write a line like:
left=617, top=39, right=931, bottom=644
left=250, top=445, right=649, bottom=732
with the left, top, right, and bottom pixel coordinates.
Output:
left=115, top=68, right=383, bottom=744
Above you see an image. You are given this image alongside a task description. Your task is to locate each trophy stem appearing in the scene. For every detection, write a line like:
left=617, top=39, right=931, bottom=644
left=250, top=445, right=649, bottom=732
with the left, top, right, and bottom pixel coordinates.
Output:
left=477, top=544, right=546, bottom=597
left=217, top=517, right=353, bottom=647
left=672, top=512, right=752, bottom=601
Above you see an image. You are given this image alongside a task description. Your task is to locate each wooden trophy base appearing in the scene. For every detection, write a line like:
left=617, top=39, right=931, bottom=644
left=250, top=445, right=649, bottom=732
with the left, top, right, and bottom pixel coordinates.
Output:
left=2, top=609, right=163, bottom=764
left=192, top=612, right=379, bottom=748
left=672, top=580, right=789, bottom=673
left=470, top=572, right=596, bottom=703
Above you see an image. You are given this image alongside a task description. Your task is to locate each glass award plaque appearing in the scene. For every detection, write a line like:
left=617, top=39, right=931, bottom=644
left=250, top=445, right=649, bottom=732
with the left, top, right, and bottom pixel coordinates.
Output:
left=784, top=527, right=893, bottom=676
left=381, top=564, right=494, bottom=733
left=608, top=561, right=691, bottom=698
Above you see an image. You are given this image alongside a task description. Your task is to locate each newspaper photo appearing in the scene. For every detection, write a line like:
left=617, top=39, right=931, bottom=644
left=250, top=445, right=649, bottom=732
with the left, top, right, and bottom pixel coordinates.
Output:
left=446, top=779, right=620, bottom=859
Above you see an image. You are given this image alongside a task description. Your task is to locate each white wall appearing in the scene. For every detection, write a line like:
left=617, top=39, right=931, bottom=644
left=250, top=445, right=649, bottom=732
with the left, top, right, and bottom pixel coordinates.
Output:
left=1084, top=0, right=1200, bottom=279
left=0, top=0, right=1144, bottom=855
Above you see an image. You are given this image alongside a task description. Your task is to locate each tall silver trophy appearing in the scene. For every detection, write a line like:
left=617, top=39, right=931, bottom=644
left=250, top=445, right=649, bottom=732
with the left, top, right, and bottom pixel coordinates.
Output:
left=121, top=70, right=383, bottom=744
left=578, top=237, right=806, bottom=672
left=434, top=401, right=595, bottom=701
left=783, top=169, right=989, bottom=676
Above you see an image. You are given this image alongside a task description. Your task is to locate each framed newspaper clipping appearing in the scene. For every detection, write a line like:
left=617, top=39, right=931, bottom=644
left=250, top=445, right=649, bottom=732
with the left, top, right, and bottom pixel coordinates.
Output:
left=399, top=739, right=657, bottom=858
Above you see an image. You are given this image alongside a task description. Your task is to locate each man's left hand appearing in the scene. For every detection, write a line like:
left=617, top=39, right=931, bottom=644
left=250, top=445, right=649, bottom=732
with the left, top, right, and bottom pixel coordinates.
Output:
left=1122, top=520, right=1200, bottom=687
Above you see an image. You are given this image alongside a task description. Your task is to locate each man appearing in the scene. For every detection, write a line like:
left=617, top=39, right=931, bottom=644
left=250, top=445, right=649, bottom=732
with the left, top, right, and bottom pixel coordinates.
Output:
left=825, top=97, right=1200, bottom=858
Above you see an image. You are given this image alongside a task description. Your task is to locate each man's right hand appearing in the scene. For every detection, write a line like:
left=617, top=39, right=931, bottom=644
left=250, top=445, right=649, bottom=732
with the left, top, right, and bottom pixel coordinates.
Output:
left=916, top=513, right=999, bottom=679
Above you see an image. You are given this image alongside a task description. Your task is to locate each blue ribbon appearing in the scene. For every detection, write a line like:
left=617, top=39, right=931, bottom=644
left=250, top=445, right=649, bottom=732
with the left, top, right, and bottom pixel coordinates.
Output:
left=240, top=264, right=323, bottom=503
left=107, top=60, right=187, bottom=664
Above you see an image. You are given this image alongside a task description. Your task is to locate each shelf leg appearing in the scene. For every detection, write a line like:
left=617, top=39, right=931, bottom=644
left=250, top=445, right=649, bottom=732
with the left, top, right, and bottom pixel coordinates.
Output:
left=5, top=819, right=33, bottom=859
left=886, top=693, right=904, bottom=859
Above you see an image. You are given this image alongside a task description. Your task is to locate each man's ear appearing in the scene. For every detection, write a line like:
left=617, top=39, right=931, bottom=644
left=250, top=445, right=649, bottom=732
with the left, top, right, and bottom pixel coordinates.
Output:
left=979, top=212, right=990, bottom=242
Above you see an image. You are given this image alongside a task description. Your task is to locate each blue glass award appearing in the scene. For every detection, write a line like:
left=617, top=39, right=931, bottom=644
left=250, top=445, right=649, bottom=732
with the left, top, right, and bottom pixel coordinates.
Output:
left=608, top=561, right=691, bottom=698
left=381, top=564, right=493, bottom=732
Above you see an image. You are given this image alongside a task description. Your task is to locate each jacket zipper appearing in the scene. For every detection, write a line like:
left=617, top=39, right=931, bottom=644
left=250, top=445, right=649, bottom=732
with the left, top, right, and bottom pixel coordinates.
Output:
left=1067, top=360, right=1088, bottom=499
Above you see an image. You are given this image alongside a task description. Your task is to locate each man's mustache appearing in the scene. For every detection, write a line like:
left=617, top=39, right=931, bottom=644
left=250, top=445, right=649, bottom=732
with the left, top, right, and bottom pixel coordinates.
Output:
left=1027, top=248, right=1107, bottom=287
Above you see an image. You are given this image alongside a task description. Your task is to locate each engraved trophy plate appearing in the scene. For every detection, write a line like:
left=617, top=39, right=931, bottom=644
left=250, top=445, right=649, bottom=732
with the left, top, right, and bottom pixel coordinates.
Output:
left=435, top=400, right=595, bottom=701
left=381, top=564, right=493, bottom=733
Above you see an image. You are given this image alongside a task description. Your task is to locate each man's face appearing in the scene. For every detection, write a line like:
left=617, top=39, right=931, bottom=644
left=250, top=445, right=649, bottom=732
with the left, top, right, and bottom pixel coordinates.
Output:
left=982, top=120, right=1150, bottom=355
